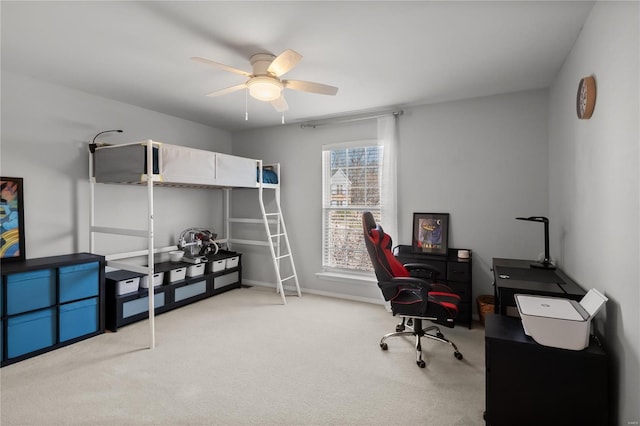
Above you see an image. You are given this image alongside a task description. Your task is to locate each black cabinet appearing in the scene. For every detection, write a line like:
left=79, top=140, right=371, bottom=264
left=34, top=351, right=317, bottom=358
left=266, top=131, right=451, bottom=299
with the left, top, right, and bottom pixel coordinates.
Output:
left=105, top=251, right=241, bottom=331
left=1, top=253, right=105, bottom=366
left=394, top=246, right=472, bottom=328
left=484, top=314, right=608, bottom=426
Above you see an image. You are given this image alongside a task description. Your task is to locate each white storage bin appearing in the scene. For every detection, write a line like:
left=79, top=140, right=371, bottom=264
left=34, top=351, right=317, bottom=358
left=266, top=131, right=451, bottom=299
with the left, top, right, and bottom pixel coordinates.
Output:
left=140, top=272, right=165, bottom=289
left=210, top=260, right=226, bottom=273
left=168, top=268, right=186, bottom=283
left=225, top=256, right=240, bottom=269
left=116, top=277, right=140, bottom=295
left=186, top=263, right=205, bottom=277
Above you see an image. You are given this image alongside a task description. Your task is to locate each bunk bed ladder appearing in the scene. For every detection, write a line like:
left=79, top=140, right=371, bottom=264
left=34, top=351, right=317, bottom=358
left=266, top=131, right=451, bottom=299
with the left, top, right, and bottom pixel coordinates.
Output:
left=225, top=162, right=300, bottom=305
left=259, top=209, right=301, bottom=304
left=258, top=168, right=301, bottom=305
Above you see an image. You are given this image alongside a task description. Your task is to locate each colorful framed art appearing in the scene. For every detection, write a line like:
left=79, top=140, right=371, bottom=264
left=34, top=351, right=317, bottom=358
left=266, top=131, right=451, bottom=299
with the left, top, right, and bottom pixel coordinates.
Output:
left=1, top=177, right=26, bottom=262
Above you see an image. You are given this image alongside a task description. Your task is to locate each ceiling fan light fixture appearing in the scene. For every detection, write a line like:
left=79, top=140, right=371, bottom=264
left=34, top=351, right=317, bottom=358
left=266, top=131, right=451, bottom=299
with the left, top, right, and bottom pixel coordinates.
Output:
left=247, top=76, right=282, bottom=102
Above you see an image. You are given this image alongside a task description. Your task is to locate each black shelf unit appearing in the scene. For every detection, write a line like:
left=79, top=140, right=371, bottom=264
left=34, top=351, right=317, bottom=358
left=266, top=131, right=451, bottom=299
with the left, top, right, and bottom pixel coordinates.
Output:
left=394, top=245, right=473, bottom=328
left=105, top=251, right=241, bottom=332
left=1, top=253, right=106, bottom=367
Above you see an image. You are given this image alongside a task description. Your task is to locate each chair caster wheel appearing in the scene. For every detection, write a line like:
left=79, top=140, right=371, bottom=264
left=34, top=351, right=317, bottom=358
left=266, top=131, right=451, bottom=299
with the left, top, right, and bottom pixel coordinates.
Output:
left=380, top=342, right=388, bottom=350
left=417, top=360, right=426, bottom=368
left=436, top=332, right=445, bottom=339
left=396, top=325, right=405, bottom=332
left=454, top=352, right=463, bottom=360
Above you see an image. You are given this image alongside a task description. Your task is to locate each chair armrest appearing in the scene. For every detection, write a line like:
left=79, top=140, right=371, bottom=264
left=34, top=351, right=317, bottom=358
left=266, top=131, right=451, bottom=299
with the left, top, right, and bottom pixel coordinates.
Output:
left=384, top=277, right=456, bottom=298
left=404, top=263, right=441, bottom=280
left=378, top=277, right=430, bottom=301
left=387, top=276, right=431, bottom=289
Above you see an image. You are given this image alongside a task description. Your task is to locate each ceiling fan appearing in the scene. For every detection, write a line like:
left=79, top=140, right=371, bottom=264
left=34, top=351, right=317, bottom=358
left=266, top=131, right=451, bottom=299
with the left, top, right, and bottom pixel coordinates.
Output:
left=191, top=49, right=338, bottom=112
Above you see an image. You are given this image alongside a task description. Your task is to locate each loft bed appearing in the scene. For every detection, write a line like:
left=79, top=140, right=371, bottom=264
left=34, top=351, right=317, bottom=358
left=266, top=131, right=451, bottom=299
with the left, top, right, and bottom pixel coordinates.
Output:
left=88, top=140, right=300, bottom=349
left=92, top=140, right=279, bottom=188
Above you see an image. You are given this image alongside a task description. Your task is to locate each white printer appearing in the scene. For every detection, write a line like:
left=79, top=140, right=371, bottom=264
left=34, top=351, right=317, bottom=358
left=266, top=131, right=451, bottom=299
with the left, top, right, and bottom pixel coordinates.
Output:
left=515, top=288, right=608, bottom=350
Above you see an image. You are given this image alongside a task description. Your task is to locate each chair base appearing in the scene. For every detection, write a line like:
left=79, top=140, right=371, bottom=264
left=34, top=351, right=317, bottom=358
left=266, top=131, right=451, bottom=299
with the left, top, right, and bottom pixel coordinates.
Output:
left=379, top=317, right=463, bottom=368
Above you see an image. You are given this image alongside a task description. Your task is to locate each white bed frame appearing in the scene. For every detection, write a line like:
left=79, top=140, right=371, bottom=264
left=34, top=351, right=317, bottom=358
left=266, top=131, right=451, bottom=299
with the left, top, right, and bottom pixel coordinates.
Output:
left=89, top=140, right=300, bottom=348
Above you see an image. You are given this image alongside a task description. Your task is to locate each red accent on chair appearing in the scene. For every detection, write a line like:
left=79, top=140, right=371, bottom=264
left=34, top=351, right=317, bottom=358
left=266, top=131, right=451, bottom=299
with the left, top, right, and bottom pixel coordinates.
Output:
left=370, top=229, right=410, bottom=278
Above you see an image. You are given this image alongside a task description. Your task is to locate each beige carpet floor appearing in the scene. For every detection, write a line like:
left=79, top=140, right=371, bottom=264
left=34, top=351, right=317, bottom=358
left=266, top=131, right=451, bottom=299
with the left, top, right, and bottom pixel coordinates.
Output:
left=0, top=286, right=486, bottom=425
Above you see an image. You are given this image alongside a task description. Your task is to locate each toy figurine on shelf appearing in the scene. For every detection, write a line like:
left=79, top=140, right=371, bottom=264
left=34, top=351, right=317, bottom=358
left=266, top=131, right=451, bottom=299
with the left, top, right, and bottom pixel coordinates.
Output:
left=177, top=228, right=219, bottom=264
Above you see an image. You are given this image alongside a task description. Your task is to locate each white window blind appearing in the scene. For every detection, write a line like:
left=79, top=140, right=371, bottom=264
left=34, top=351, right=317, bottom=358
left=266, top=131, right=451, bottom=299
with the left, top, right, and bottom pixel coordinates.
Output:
left=322, top=142, right=383, bottom=273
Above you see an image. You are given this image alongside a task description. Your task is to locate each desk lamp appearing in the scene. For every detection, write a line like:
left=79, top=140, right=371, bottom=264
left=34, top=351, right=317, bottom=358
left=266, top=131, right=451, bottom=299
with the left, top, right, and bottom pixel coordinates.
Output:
left=516, top=216, right=556, bottom=270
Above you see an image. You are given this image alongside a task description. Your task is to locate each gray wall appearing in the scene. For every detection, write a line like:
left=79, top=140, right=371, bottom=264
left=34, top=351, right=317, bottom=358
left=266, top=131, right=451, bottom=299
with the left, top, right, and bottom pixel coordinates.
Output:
left=232, top=89, right=549, bottom=303
left=398, top=91, right=549, bottom=293
left=1, top=71, right=232, bottom=259
left=548, top=2, right=639, bottom=423
left=2, top=3, right=637, bottom=421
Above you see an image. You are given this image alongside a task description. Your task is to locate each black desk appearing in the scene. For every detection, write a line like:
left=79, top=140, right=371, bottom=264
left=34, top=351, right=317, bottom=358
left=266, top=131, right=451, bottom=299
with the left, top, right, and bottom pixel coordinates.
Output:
left=492, top=258, right=585, bottom=316
left=484, top=314, right=608, bottom=426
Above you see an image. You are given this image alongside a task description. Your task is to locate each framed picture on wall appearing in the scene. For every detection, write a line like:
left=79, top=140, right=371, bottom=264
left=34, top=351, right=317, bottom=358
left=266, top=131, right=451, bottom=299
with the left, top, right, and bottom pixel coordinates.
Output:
left=1, top=177, right=26, bottom=262
left=412, top=212, right=449, bottom=256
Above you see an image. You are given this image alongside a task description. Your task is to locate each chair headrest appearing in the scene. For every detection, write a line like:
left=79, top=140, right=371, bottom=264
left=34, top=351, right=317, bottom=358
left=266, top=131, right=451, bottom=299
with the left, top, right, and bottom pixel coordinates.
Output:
left=362, top=211, right=377, bottom=233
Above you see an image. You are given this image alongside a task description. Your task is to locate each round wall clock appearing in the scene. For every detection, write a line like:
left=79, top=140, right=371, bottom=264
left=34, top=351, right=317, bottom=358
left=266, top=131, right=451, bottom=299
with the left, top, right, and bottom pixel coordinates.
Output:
left=577, top=76, right=596, bottom=119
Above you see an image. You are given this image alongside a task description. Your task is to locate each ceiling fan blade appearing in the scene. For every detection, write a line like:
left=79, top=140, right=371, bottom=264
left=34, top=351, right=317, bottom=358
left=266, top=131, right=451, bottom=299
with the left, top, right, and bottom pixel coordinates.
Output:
left=267, top=49, right=302, bottom=77
left=191, top=57, right=252, bottom=77
left=271, top=96, right=289, bottom=112
left=284, top=80, right=338, bottom=96
left=206, top=84, right=247, bottom=97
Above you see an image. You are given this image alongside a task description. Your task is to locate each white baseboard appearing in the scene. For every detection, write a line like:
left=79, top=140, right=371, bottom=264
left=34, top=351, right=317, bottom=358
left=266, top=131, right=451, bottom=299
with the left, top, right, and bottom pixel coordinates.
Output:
left=301, top=287, right=386, bottom=305
left=241, top=279, right=385, bottom=306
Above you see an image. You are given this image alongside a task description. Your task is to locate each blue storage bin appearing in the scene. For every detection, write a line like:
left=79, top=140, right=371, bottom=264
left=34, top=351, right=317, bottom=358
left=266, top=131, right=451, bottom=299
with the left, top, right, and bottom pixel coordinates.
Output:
left=59, top=261, right=100, bottom=303
left=6, top=269, right=55, bottom=315
left=7, top=308, right=56, bottom=358
left=59, top=297, right=98, bottom=342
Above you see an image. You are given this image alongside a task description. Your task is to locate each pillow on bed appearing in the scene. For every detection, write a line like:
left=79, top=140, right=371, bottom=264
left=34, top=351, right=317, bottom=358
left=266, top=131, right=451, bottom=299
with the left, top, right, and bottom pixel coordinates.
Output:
left=257, top=168, right=279, bottom=184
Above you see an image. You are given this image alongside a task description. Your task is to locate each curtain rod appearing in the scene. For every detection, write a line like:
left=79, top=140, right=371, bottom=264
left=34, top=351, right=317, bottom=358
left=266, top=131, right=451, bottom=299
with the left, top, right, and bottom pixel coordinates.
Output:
left=300, top=109, right=403, bottom=129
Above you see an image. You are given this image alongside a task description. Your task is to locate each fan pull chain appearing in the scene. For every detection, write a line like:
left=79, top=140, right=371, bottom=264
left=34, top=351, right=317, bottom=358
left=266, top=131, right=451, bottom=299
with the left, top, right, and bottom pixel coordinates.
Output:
left=281, top=113, right=285, bottom=125
left=245, top=88, right=249, bottom=121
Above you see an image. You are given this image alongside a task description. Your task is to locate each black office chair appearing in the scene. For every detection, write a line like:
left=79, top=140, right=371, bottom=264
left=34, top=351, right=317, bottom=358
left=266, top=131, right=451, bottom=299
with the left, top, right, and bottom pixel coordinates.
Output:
left=362, top=212, right=463, bottom=367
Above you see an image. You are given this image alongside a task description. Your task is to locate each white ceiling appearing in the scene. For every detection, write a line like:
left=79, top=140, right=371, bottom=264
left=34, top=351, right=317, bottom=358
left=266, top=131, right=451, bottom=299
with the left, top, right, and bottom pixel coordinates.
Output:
left=1, top=1, right=595, bottom=132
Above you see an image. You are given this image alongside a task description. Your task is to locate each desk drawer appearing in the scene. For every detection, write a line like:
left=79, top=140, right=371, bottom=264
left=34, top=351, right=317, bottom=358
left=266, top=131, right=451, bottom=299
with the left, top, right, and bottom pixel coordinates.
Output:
left=444, top=281, right=471, bottom=302
left=447, top=262, right=470, bottom=282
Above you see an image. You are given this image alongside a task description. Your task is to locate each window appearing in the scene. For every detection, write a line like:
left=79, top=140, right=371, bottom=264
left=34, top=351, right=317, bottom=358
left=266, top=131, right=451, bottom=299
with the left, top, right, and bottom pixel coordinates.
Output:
left=322, top=142, right=383, bottom=273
